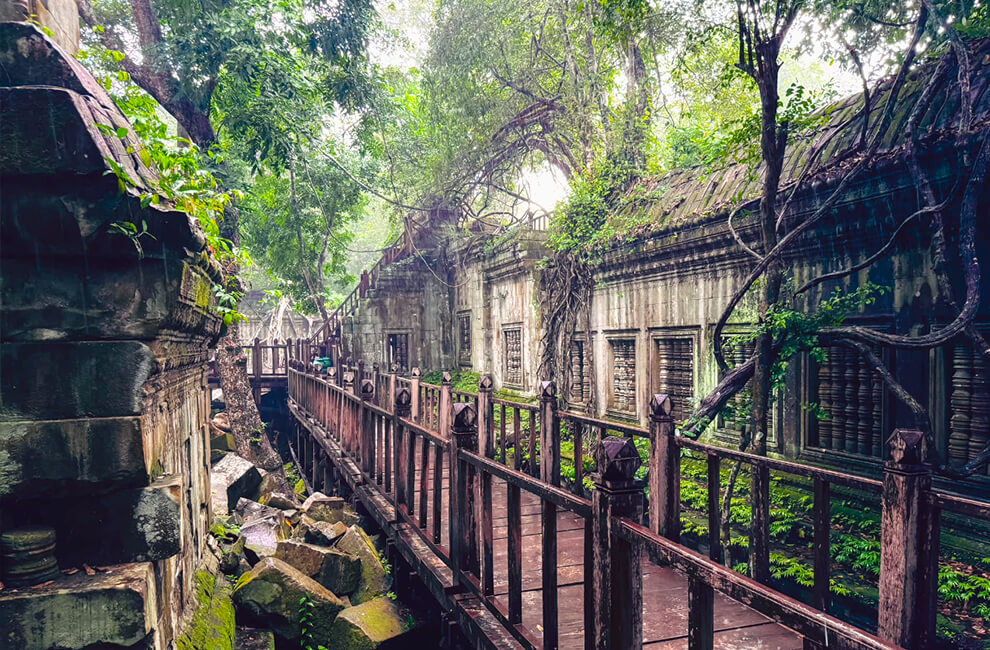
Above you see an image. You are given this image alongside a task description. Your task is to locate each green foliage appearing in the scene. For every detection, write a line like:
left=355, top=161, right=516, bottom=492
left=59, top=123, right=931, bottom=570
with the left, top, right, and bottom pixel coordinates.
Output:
left=298, top=596, right=329, bottom=650
left=547, top=158, right=635, bottom=253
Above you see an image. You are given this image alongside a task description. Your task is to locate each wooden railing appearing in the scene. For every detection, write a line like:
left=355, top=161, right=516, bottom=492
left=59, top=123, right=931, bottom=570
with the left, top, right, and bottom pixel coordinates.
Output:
left=286, top=362, right=973, bottom=650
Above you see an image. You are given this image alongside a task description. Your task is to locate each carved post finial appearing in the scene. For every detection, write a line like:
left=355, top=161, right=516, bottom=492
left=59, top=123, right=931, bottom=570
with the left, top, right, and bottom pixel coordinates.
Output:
left=887, top=428, right=928, bottom=466
left=479, top=374, right=493, bottom=392
left=390, top=362, right=400, bottom=374
left=540, top=380, right=557, bottom=402
left=327, top=367, right=337, bottom=380
left=411, top=367, right=421, bottom=378
left=650, top=394, right=673, bottom=420
left=343, top=371, right=355, bottom=387
left=395, top=387, right=412, bottom=416
left=442, top=371, right=453, bottom=386
left=452, top=402, right=477, bottom=433
left=596, top=436, right=642, bottom=486
left=361, top=379, right=375, bottom=399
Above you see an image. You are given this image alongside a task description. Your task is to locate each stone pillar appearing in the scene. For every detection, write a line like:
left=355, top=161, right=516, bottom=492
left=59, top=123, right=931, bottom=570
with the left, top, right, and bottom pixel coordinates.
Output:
left=0, top=24, right=221, bottom=649
left=591, top=436, right=644, bottom=650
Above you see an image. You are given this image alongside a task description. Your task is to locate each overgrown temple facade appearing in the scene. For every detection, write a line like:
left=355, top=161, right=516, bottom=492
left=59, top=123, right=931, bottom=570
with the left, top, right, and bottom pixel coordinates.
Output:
left=341, top=41, right=990, bottom=489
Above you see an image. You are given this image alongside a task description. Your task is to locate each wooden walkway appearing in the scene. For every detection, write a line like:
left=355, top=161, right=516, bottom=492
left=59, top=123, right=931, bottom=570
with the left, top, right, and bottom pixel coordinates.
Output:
left=291, top=398, right=800, bottom=649
left=287, top=365, right=968, bottom=650
left=416, top=456, right=800, bottom=649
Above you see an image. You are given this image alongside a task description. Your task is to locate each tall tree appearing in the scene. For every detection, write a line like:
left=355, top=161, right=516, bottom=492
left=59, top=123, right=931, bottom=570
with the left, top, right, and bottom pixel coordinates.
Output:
left=79, top=0, right=376, bottom=473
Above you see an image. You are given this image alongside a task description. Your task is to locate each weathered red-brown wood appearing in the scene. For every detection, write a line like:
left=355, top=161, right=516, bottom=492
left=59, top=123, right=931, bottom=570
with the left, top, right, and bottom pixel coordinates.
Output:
left=649, top=394, right=679, bottom=540
left=507, top=481, right=523, bottom=625
left=450, top=403, right=479, bottom=585
left=812, top=477, right=830, bottom=614
left=591, top=436, right=644, bottom=650
left=706, top=453, right=722, bottom=564
left=688, top=575, right=714, bottom=650
left=543, top=498, right=559, bottom=650
left=877, top=428, right=936, bottom=648
left=540, top=381, right=561, bottom=487
left=750, top=464, right=771, bottom=584
left=573, top=421, right=584, bottom=496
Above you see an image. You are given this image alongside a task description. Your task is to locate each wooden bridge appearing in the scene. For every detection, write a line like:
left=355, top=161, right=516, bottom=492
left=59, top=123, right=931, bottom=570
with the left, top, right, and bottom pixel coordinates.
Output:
left=283, top=358, right=984, bottom=649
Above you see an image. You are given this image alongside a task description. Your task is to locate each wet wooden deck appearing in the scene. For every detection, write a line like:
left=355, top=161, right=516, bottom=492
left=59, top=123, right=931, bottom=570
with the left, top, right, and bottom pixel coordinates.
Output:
left=403, top=442, right=803, bottom=650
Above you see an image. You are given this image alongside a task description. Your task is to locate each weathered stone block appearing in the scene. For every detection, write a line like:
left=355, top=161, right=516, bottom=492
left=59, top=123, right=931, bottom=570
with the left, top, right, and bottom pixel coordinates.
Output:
left=293, top=515, right=348, bottom=546
left=1, top=341, right=152, bottom=420
left=335, top=526, right=390, bottom=604
left=275, top=540, right=361, bottom=595
left=0, top=562, right=154, bottom=649
left=301, top=492, right=346, bottom=524
left=233, top=498, right=282, bottom=526
left=0, top=417, right=147, bottom=498
left=231, top=557, right=346, bottom=642
left=235, top=627, right=275, bottom=650
left=265, top=492, right=298, bottom=510
left=175, top=569, right=235, bottom=650
left=326, top=597, right=416, bottom=650
left=212, top=455, right=262, bottom=510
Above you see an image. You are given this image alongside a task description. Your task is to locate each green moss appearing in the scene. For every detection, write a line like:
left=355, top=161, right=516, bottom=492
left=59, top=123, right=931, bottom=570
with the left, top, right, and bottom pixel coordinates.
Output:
left=294, top=478, right=307, bottom=497
left=176, top=570, right=235, bottom=650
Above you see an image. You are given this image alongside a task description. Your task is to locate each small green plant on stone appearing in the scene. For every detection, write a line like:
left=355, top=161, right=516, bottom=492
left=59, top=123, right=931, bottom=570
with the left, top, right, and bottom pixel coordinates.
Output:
left=298, top=596, right=328, bottom=650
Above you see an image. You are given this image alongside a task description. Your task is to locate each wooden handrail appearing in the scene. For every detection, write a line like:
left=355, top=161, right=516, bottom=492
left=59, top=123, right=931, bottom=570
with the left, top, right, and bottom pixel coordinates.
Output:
left=287, top=364, right=962, bottom=649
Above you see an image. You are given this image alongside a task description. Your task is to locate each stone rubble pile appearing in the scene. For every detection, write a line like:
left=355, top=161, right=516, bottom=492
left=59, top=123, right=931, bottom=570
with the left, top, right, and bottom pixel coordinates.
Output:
left=210, top=451, right=416, bottom=649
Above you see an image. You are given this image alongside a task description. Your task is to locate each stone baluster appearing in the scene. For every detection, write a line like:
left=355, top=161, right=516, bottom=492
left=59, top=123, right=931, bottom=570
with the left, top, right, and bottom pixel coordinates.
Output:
left=843, top=348, right=859, bottom=453
left=817, top=354, right=833, bottom=449
left=949, top=344, right=973, bottom=465
left=858, top=354, right=874, bottom=456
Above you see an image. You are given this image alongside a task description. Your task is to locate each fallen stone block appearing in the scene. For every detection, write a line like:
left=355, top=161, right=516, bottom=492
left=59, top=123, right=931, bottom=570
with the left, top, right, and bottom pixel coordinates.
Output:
left=265, top=492, right=298, bottom=510
left=293, top=515, right=348, bottom=546
left=233, top=498, right=282, bottom=526
left=326, top=597, right=416, bottom=650
left=335, top=526, right=390, bottom=604
left=232, top=557, right=345, bottom=643
left=175, top=569, right=235, bottom=650
left=252, top=469, right=282, bottom=504
left=0, top=562, right=154, bottom=649
left=212, top=454, right=262, bottom=510
left=235, top=627, right=275, bottom=650
left=239, top=517, right=286, bottom=561
left=301, top=492, right=346, bottom=524
left=275, top=540, right=361, bottom=596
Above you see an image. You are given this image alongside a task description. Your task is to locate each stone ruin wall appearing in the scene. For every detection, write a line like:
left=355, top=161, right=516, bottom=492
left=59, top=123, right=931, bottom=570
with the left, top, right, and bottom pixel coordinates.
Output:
left=346, top=43, right=990, bottom=487
left=0, top=24, right=222, bottom=649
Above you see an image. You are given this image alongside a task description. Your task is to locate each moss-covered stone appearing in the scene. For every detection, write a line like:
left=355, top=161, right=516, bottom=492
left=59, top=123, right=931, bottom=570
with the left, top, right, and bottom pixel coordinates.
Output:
left=175, top=570, right=235, bottom=650
left=231, top=557, right=345, bottom=643
left=275, top=540, right=361, bottom=595
left=326, top=597, right=416, bottom=650
left=335, top=526, right=390, bottom=604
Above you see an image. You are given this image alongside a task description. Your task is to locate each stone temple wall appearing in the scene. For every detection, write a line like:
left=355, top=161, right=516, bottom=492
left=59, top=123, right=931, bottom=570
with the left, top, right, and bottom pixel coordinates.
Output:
left=0, top=0, right=78, bottom=53
left=343, top=41, right=990, bottom=488
left=0, top=23, right=222, bottom=649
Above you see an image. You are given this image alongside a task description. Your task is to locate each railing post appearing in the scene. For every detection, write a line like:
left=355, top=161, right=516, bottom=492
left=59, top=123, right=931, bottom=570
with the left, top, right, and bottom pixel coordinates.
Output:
left=410, top=367, right=421, bottom=423
left=878, top=428, right=937, bottom=648
left=389, top=363, right=398, bottom=413
left=361, top=379, right=375, bottom=475
left=540, top=380, right=561, bottom=486
left=477, top=375, right=495, bottom=596
left=449, top=402, right=478, bottom=587
left=591, top=436, right=644, bottom=650
left=648, top=394, right=678, bottom=540
left=343, top=371, right=356, bottom=455
left=393, top=387, right=412, bottom=508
